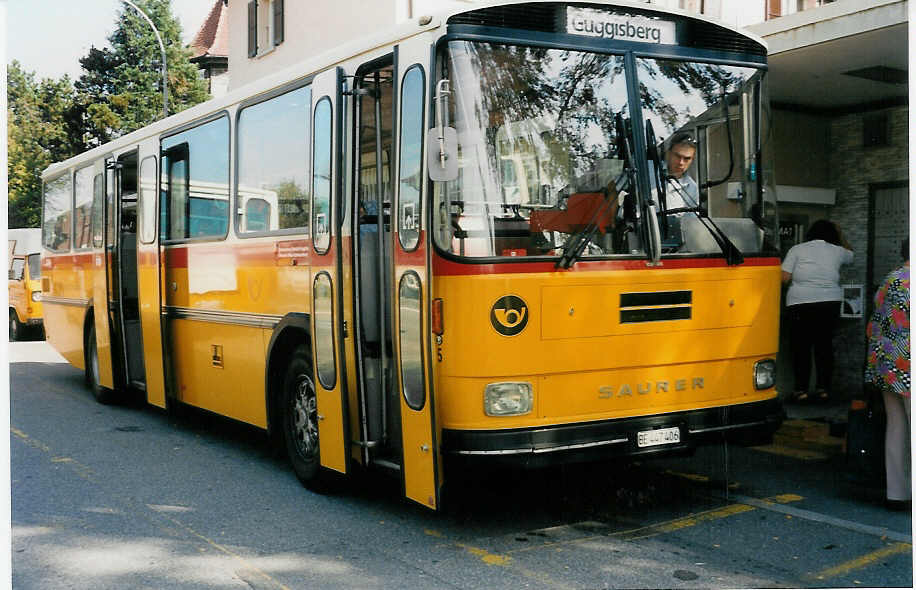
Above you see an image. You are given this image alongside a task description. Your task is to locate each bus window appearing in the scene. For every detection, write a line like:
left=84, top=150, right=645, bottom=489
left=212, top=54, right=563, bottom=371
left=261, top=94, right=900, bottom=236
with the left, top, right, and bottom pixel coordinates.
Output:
left=91, top=174, right=104, bottom=248
left=432, top=42, right=631, bottom=259
left=398, top=66, right=425, bottom=251
left=42, top=173, right=72, bottom=252
left=312, top=98, right=332, bottom=253
left=74, top=165, right=94, bottom=250
left=160, top=115, right=230, bottom=241
left=237, top=85, right=311, bottom=234
left=139, top=156, right=157, bottom=244
left=244, top=198, right=271, bottom=232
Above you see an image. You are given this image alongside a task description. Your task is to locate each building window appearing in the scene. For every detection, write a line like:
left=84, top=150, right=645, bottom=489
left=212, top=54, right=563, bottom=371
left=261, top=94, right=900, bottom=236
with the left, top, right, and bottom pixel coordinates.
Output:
left=248, top=0, right=284, bottom=58
left=863, top=113, right=890, bottom=148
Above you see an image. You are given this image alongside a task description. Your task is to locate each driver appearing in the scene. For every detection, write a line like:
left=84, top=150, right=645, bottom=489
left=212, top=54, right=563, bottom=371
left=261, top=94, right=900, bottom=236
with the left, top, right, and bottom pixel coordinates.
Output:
left=664, top=132, right=699, bottom=206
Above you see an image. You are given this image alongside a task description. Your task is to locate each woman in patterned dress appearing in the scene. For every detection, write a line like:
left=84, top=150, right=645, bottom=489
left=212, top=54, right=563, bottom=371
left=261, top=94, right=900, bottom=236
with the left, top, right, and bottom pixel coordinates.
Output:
left=865, top=238, right=910, bottom=509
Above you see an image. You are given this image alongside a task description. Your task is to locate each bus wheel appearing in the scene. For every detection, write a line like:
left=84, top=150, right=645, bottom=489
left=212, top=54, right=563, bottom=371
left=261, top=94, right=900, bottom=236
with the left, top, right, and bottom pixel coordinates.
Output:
left=86, top=325, right=115, bottom=404
left=282, top=345, right=327, bottom=489
left=9, top=310, right=22, bottom=342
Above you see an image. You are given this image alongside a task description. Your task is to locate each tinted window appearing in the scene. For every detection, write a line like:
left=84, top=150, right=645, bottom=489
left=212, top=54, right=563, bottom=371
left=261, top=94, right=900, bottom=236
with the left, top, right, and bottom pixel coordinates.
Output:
left=238, top=85, right=311, bottom=234
left=42, top=173, right=72, bottom=252
left=91, top=174, right=104, bottom=248
left=161, top=116, right=230, bottom=240
left=27, top=254, right=41, bottom=279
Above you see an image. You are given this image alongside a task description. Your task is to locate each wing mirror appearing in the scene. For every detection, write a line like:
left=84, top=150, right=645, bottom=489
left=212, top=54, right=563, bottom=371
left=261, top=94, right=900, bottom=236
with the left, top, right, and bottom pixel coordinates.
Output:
left=427, top=79, right=458, bottom=182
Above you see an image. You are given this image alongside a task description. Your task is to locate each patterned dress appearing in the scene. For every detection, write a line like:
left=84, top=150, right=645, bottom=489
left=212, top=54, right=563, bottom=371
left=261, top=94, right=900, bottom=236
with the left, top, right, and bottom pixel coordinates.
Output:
left=865, top=262, right=910, bottom=396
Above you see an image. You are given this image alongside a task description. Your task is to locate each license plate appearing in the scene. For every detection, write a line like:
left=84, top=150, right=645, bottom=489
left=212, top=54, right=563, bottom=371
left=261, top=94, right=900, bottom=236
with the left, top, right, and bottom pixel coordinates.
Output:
left=637, top=426, right=681, bottom=448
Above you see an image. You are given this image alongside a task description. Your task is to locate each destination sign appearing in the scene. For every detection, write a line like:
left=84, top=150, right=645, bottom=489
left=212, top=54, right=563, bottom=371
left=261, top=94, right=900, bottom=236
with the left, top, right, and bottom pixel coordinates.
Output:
left=566, top=8, right=676, bottom=45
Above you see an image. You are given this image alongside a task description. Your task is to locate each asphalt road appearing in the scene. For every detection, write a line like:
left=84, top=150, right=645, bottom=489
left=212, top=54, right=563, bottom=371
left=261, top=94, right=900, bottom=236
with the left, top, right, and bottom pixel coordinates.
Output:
left=10, top=340, right=914, bottom=589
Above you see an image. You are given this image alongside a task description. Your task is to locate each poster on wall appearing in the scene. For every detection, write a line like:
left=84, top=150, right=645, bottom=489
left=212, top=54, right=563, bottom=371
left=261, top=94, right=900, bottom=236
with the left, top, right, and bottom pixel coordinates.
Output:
left=841, top=284, right=864, bottom=318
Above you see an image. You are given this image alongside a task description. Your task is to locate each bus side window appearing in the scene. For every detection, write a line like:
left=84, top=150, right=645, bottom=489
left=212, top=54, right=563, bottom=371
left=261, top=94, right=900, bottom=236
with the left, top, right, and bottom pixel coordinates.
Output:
left=164, top=148, right=189, bottom=240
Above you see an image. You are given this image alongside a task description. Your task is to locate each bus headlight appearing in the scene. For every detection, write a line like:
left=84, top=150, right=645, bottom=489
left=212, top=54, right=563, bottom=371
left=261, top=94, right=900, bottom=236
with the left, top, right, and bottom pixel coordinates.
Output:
left=754, top=359, right=776, bottom=390
left=31, top=291, right=41, bottom=302
left=484, top=382, right=533, bottom=416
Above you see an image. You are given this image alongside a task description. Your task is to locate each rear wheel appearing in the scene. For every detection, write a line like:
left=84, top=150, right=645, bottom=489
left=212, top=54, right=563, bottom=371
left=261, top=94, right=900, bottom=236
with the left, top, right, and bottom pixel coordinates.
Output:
left=86, top=324, right=115, bottom=404
left=282, top=345, right=333, bottom=490
left=9, top=310, right=22, bottom=342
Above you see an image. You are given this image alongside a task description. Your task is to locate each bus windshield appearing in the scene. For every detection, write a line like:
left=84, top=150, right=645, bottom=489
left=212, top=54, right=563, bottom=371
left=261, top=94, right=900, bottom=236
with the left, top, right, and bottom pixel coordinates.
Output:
left=432, top=40, right=777, bottom=260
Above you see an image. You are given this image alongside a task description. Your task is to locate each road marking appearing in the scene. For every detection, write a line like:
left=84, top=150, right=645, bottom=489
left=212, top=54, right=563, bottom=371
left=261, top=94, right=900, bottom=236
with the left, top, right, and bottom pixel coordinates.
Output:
left=808, top=542, right=912, bottom=581
left=617, top=503, right=755, bottom=540
left=455, top=542, right=511, bottom=566
left=729, top=493, right=912, bottom=544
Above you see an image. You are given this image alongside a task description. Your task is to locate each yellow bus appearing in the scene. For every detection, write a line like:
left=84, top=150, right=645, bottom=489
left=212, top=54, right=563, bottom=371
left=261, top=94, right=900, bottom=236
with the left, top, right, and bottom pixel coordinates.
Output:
left=41, top=0, right=782, bottom=510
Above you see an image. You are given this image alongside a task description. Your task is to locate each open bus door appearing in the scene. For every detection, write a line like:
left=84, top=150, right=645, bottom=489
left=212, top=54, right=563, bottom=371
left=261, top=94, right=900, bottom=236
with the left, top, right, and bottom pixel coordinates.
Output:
left=90, top=158, right=116, bottom=390
left=136, top=152, right=166, bottom=407
left=393, top=41, right=440, bottom=510
left=309, top=67, right=350, bottom=476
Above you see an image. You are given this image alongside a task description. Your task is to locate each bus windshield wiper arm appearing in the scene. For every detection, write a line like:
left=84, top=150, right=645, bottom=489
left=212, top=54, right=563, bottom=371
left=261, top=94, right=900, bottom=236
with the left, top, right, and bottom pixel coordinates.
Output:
left=555, top=172, right=628, bottom=269
left=665, top=179, right=743, bottom=265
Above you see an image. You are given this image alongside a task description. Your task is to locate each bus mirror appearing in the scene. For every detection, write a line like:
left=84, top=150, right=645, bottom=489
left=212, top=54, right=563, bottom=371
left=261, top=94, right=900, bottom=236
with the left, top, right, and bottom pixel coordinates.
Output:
left=428, top=79, right=458, bottom=182
left=427, top=127, right=458, bottom=182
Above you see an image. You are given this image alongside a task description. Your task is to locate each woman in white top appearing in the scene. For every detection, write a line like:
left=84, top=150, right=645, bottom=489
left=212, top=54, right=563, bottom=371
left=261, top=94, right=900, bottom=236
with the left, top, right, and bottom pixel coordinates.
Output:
left=781, top=220, right=854, bottom=402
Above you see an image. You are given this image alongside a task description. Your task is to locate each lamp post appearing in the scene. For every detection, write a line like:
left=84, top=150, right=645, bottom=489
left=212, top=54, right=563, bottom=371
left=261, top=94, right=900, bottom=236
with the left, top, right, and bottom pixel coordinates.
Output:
left=121, top=0, right=168, bottom=118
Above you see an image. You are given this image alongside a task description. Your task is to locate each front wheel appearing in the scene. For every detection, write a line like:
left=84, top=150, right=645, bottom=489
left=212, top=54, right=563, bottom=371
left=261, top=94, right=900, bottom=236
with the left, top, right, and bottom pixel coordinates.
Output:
left=282, top=345, right=333, bottom=490
left=86, top=324, right=115, bottom=404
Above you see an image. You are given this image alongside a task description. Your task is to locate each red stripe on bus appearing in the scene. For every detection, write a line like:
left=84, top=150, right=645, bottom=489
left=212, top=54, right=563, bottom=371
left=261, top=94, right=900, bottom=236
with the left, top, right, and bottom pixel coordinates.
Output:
left=432, top=256, right=780, bottom=275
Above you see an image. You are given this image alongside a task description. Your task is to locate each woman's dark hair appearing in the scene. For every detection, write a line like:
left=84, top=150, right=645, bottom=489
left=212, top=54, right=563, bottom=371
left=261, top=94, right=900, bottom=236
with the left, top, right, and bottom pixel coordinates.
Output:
left=805, top=219, right=841, bottom=245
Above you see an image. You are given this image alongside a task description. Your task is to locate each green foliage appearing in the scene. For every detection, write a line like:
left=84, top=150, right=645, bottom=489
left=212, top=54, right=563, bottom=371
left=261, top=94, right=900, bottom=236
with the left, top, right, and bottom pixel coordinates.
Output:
left=7, top=61, right=82, bottom=228
left=76, top=0, right=210, bottom=145
left=8, top=0, right=210, bottom=228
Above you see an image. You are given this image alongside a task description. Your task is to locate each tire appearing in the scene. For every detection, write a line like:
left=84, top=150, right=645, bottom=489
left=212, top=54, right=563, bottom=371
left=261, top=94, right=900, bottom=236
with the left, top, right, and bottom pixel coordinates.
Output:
left=281, top=345, right=332, bottom=490
left=9, top=310, right=22, bottom=342
left=86, top=324, right=115, bottom=404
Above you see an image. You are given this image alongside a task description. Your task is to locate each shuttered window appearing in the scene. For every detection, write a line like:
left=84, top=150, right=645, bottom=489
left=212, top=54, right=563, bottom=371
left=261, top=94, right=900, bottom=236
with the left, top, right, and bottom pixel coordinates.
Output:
left=247, top=0, right=257, bottom=57
left=273, top=0, right=284, bottom=46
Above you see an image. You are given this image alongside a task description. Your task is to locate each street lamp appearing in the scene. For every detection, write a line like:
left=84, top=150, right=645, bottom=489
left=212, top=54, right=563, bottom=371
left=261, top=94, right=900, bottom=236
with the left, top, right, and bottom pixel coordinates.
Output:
left=121, top=0, right=168, bottom=118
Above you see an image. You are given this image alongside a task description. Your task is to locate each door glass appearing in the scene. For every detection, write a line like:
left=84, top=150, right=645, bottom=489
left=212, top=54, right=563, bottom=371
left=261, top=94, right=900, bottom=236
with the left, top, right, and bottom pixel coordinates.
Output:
left=314, top=272, right=336, bottom=389
left=312, top=98, right=332, bottom=253
left=398, top=66, right=425, bottom=251
left=139, top=156, right=157, bottom=244
left=399, top=272, right=425, bottom=410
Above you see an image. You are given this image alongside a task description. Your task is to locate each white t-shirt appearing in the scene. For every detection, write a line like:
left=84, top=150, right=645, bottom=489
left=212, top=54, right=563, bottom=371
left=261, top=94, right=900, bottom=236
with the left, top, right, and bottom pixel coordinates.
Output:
left=781, top=240, right=854, bottom=306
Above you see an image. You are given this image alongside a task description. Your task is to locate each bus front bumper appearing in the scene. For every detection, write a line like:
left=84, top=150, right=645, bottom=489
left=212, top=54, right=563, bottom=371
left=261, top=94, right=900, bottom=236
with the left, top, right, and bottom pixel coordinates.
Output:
left=441, top=398, right=784, bottom=468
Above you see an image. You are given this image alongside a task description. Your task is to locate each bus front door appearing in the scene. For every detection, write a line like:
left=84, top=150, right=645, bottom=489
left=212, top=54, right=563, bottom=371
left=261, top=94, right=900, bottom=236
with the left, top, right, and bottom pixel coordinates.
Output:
left=90, top=158, right=115, bottom=390
left=136, top=152, right=166, bottom=407
left=392, top=41, right=440, bottom=510
left=309, top=67, right=350, bottom=476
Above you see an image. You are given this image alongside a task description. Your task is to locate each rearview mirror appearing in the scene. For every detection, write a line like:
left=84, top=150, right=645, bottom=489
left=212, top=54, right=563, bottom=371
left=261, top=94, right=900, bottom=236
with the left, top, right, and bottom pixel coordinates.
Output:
left=427, top=79, right=458, bottom=182
left=427, top=127, right=458, bottom=182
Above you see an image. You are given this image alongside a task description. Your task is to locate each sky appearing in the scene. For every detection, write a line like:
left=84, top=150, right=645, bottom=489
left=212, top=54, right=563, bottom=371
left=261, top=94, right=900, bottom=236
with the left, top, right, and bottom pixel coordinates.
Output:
left=6, top=0, right=217, bottom=81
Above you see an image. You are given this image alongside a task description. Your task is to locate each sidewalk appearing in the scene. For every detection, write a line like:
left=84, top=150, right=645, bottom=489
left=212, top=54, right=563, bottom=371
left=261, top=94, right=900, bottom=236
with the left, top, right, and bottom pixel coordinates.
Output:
left=766, top=395, right=851, bottom=459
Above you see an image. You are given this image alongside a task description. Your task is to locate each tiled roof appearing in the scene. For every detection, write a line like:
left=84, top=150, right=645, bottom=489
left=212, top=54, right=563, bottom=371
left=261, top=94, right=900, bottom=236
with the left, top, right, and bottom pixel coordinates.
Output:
left=189, top=0, right=229, bottom=59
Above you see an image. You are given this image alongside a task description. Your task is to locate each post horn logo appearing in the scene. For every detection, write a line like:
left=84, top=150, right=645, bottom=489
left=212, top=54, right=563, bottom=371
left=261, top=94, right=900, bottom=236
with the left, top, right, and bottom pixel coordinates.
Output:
left=490, top=295, right=529, bottom=336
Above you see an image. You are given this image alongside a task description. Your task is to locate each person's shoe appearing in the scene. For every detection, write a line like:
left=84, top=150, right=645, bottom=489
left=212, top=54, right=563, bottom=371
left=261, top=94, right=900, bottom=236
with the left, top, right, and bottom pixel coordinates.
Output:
left=885, top=499, right=911, bottom=511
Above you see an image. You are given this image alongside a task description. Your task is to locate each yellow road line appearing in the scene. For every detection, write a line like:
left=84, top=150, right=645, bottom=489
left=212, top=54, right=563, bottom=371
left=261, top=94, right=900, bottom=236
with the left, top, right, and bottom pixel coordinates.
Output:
left=808, top=542, right=912, bottom=581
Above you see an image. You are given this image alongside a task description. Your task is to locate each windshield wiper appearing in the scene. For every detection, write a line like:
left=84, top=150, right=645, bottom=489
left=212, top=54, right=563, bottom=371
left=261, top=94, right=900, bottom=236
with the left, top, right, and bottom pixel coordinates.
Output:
left=556, top=113, right=635, bottom=269
left=664, top=178, right=744, bottom=265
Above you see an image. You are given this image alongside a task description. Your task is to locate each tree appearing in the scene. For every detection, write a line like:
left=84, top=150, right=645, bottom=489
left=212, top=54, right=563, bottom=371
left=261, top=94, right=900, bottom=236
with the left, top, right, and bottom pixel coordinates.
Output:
left=7, top=61, right=82, bottom=228
left=76, top=0, right=209, bottom=146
